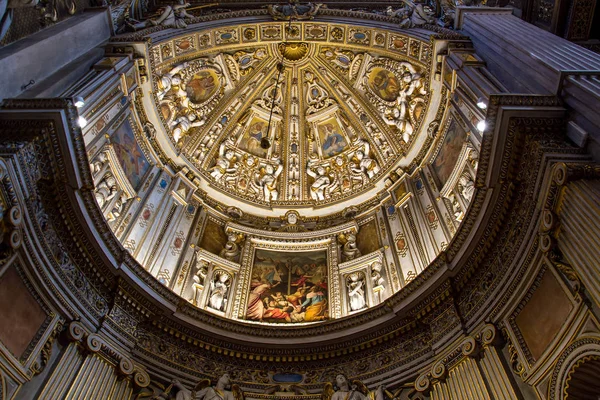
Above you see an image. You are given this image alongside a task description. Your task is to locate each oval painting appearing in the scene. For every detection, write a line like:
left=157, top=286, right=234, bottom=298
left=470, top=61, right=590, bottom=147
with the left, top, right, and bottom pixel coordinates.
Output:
left=185, top=69, right=220, bottom=105
left=368, top=68, right=400, bottom=102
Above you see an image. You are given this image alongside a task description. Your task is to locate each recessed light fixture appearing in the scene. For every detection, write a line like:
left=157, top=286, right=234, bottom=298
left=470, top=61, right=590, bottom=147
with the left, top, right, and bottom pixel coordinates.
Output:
left=73, top=96, right=85, bottom=108
left=476, top=97, right=487, bottom=110
left=77, top=116, right=88, bottom=128
left=476, top=120, right=486, bottom=132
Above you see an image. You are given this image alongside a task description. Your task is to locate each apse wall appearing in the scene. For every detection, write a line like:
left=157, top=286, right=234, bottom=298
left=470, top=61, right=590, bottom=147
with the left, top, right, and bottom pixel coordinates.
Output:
left=0, top=7, right=600, bottom=400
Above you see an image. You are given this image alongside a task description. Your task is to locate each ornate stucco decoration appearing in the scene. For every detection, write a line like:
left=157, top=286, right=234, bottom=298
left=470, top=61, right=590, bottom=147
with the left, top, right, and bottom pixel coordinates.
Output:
left=142, top=21, right=437, bottom=212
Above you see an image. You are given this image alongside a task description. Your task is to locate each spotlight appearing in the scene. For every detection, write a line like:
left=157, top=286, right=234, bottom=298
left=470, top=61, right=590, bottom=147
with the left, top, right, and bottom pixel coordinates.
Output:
left=476, top=97, right=487, bottom=110
left=73, top=96, right=85, bottom=108
left=77, top=116, right=88, bottom=128
left=476, top=120, right=486, bottom=132
left=260, top=137, right=271, bottom=149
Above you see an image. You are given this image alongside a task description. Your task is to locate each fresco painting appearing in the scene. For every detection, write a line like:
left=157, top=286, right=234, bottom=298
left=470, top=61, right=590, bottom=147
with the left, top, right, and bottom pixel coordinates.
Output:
left=246, top=249, right=328, bottom=323
left=186, top=69, right=219, bottom=104
left=317, top=118, right=348, bottom=158
left=238, top=116, right=269, bottom=158
left=110, top=120, right=151, bottom=191
left=431, top=119, right=467, bottom=189
left=368, top=67, right=400, bottom=102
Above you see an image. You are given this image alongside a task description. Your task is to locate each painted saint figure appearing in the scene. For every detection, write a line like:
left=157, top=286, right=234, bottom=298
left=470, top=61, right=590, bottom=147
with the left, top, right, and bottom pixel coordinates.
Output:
left=321, top=124, right=347, bottom=157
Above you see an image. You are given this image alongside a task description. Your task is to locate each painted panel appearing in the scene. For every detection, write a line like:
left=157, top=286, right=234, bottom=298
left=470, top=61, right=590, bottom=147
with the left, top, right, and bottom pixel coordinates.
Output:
left=246, top=249, right=328, bottom=323
left=110, top=120, right=151, bottom=191
left=515, top=270, right=573, bottom=361
left=0, top=267, right=46, bottom=358
left=317, top=118, right=348, bottom=158
left=431, top=120, right=467, bottom=189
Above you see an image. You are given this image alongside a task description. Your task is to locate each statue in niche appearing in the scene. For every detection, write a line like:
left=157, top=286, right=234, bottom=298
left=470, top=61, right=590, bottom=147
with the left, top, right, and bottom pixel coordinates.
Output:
left=191, top=259, right=208, bottom=306
left=170, top=112, right=205, bottom=143
left=127, top=0, right=195, bottom=30
left=210, top=138, right=237, bottom=182
left=94, top=173, right=118, bottom=209
left=255, top=159, right=283, bottom=202
left=307, top=163, right=332, bottom=201
left=219, top=233, right=244, bottom=262
left=352, top=139, right=379, bottom=179
left=267, top=1, right=325, bottom=21
left=323, top=375, right=385, bottom=400
left=208, top=271, right=230, bottom=311
left=339, top=233, right=361, bottom=262
left=156, top=62, right=189, bottom=101
left=371, top=261, right=385, bottom=288
left=446, top=193, right=463, bottom=222
left=458, top=174, right=475, bottom=202
left=347, top=273, right=367, bottom=311
left=172, top=374, right=243, bottom=400
left=90, top=152, right=108, bottom=177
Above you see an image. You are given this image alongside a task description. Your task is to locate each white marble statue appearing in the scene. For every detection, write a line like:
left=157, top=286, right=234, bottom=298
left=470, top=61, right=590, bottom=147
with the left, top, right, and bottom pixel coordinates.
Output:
left=256, top=160, right=283, bottom=202
left=208, top=273, right=229, bottom=311
left=307, top=163, right=331, bottom=201
left=347, top=274, right=366, bottom=311
left=170, top=112, right=205, bottom=143
left=210, top=139, right=236, bottom=182
left=323, top=375, right=385, bottom=400
left=156, top=62, right=189, bottom=101
left=459, top=174, right=475, bottom=202
left=173, top=373, right=243, bottom=400
left=354, top=140, right=379, bottom=179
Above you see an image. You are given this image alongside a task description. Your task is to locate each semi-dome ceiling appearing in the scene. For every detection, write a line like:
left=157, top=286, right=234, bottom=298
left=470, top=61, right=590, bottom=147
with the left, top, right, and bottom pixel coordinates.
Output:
left=141, top=21, right=442, bottom=216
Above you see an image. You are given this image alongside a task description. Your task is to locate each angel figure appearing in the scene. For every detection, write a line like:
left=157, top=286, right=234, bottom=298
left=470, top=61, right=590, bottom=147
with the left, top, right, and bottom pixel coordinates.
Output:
left=210, top=139, right=237, bottom=182
left=256, top=160, right=283, bottom=202
left=170, top=112, right=206, bottom=143
left=322, top=375, right=385, bottom=400
left=307, top=162, right=334, bottom=201
left=352, top=140, right=379, bottom=179
left=173, top=374, right=243, bottom=400
left=156, top=62, right=189, bottom=101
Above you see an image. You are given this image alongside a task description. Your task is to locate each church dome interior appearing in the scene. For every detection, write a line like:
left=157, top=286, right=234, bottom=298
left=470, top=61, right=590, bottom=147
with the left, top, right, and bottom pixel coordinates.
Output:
left=0, top=0, right=600, bottom=399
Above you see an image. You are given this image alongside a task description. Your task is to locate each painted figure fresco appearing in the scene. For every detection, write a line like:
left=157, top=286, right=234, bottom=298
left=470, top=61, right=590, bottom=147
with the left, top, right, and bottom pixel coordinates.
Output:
left=185, top=70, right=219, bottom=104
left=239, top=118, right=268, bottom=158
left=431, top=119, right=467, bottom=189
left=368, top=68, right=400, bottom=102
left=318, top=120, right=347, bottom=158
left=110, top=120, right=150, bottom=191
left=246, top=249, right=328, bottom=323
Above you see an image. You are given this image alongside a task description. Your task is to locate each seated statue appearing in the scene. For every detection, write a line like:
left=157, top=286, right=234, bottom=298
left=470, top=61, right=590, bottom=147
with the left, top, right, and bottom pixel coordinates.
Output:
left=173, top=374, right=243, bottom=400
left=323, top=375, right=385, bottom=400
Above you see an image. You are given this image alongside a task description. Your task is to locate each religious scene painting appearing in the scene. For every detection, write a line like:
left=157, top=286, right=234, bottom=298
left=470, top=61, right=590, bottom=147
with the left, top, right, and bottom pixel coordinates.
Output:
left=110, top=120, right=151, bottom=191
left=317, top=118, right=348, bottom=158
left=431, top=119, right=467, bottom=189
left=238, top=116, right=269, bottom=158
left=185, top=69, right=220, bottom=104
left=246, top=249, right=328, bottom=323
left=368, top=67, right=400, bottom=102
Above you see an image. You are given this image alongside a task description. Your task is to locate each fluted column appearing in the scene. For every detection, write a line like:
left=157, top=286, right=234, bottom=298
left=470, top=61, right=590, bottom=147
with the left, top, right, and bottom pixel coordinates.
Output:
left=37, top=322, right=150, bottom=400
left=556, top=178, right=600, bottom=305
left=37, top=342, right=85, bottom=399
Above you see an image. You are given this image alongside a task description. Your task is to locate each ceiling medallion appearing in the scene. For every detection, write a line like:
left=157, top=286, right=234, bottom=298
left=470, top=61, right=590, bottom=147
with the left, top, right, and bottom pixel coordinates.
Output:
left=278, top=42, right=310, bottom=62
